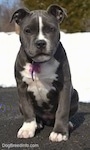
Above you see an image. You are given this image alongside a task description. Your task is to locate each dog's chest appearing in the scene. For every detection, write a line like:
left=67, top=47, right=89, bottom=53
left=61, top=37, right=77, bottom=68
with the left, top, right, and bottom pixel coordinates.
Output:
left=20, top=59, right=59, bottom=105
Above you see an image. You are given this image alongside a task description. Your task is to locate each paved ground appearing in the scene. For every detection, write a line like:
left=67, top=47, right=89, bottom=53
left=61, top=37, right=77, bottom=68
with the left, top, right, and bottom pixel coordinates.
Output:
left=0, top=87, right=90, bottom=150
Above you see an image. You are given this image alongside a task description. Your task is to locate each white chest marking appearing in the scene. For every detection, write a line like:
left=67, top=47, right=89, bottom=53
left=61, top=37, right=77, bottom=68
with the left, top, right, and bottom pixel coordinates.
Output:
left=20, top=59, right=59, bottom=105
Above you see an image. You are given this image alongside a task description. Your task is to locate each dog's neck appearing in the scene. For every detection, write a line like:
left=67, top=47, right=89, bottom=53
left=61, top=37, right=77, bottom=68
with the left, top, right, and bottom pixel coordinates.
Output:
left=29, top=60, right=52, bottom=81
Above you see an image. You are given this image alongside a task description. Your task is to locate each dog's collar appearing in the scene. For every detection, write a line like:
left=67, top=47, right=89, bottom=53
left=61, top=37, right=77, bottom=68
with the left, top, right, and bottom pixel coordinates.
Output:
left=29, top=61, right=41, bottom=81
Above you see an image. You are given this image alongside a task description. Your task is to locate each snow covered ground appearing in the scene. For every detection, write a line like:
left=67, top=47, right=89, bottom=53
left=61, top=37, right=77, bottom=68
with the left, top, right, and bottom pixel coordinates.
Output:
left=0, top=32, right=90, bottom=103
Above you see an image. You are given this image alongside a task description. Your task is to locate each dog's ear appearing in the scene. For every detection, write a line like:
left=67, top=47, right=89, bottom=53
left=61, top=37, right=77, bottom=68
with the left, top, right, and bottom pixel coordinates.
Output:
left=47, top=4, right=67, bottom=24
left=10, top=8, right=30, bottom=25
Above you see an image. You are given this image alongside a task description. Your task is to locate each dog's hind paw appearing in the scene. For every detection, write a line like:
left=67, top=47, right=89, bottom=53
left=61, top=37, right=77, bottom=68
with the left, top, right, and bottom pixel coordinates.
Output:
left=69, top=121, right=74, bottom=129
left=49, top=132, right=68, bottom=142
left=17, top=120, right=37, bottom=138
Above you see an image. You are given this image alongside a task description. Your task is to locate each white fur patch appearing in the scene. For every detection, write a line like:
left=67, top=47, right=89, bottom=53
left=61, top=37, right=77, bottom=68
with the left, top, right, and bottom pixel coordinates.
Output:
left=17, top=119, right=37, bottom=138
left=49, top=132, right=68, bottom=142
left=69, top=121, right=74, bottom=129
left=20, top=58, right=59, bottom=106
left=38, top=16, right=50, bottom=52
left=38, top=16, right=45, bottom=40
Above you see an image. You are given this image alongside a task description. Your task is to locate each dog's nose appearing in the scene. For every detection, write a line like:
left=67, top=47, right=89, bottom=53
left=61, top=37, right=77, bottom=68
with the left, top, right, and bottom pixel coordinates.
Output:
left=35, top=40, right=46, bottom=49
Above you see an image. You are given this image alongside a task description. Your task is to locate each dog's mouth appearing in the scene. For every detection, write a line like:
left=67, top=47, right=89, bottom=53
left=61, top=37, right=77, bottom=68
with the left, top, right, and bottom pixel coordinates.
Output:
left=30, top=53, right=51, bottom=63
left=33, top=52, right=50, bottom=57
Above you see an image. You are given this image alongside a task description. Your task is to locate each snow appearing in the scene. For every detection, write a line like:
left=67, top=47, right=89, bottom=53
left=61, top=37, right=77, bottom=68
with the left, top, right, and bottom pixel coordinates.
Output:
left=0, top=31, right=90, bottom=103
left=0, top=32, right=20, bottom=87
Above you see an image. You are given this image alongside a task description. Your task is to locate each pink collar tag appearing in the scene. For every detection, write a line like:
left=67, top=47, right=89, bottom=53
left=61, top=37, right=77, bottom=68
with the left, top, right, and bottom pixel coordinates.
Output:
left=29, top=63, right=41, bottom=73
left=29, top=63, right=41, bottom=81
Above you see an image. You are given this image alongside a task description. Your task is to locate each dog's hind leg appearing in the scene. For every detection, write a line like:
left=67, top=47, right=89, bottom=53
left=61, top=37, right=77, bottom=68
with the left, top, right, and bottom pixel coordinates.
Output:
left=69, top=89, right=79, bottom=119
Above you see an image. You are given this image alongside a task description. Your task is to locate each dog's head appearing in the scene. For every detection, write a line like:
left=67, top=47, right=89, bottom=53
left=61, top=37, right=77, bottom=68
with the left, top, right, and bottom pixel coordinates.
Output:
left=11, top=5, right=66, bottom=63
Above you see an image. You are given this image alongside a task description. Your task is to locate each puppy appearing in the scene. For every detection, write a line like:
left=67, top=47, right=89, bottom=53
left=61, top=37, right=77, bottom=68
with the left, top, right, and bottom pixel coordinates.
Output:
left=11, top=4, right=78, bottom=142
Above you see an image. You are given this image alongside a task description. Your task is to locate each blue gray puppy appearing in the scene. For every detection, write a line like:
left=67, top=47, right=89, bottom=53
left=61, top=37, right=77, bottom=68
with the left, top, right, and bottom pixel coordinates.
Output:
left=11, top=4, right=78, bottom=142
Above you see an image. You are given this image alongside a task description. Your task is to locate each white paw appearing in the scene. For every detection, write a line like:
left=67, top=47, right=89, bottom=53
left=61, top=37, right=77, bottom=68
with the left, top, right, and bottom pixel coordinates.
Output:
left=49, top=132, right=68, bottom=142
left=17, top=120, right=37, bottom=138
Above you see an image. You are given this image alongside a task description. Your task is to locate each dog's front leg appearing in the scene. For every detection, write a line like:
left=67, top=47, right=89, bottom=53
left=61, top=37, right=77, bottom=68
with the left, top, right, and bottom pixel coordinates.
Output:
left=49, top=61, right=71, bottom=142
left=17, top=82, right=37, bottom=139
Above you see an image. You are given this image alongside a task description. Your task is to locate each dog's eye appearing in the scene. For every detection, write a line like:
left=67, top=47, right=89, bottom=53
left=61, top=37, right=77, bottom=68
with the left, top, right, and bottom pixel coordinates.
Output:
left=24, top=28, right=31, bottom=34
left=44, top=26, right=56, bottom=33
left=50, top=26, right=56, bottom=32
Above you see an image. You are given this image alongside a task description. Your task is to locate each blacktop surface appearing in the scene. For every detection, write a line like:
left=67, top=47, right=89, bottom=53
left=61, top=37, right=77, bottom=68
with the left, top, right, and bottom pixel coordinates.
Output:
left=0, top=87, right=90, bottom=150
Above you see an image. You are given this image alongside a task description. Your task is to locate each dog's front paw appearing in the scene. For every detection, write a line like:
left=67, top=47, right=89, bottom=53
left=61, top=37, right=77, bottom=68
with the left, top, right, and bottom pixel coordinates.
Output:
left=49, top=132, right=68, bottom=142
left=17, top=120, right=37, bottom=138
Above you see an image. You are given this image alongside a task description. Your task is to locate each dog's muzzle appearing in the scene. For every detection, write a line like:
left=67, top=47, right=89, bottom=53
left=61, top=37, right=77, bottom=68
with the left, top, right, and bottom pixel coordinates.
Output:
left=35, top=39, right=46, bottom=49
